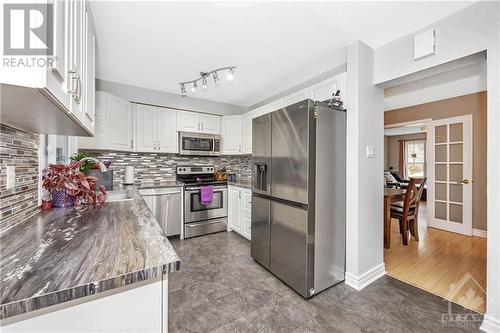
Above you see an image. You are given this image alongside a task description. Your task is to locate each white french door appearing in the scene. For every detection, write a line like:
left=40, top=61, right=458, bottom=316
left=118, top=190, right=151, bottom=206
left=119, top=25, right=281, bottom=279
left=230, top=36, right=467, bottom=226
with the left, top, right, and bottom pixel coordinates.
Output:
left=428, top=115, right=473, bottom=235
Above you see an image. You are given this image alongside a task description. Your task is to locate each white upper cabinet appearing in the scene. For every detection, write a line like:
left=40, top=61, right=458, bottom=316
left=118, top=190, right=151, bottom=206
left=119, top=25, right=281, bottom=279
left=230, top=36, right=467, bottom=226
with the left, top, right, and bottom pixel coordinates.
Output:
left=200, top=114, right=221, bottom=134
left=78, top=92, right=133, bottom=151
left=221, top=116, right=242, bottom=155
left=136, top=105, right=178, bottom=153
left=107, top=94, right=134, bottom=151
left=177, top=111, right=200, bottom=133
left=1, top=0, right=95, bottom=136
left=242, top=112, right=253, bottom=154
left=136, top=104, right=157, bottom=152
left=156, top=108, right=178, bottom=153
left=177, top=111, right=221, bottom=134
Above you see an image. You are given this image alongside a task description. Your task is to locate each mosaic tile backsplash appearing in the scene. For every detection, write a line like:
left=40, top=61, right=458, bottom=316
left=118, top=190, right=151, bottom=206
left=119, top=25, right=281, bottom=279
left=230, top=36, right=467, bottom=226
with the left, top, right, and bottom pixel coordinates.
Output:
left=81, top=150, right=252, bottom=185
left=0, top=124, right=40, bottom=233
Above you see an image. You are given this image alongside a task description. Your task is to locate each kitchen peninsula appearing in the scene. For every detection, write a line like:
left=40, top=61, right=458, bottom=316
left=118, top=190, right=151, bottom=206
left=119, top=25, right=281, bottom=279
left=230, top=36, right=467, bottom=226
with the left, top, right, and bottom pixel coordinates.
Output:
left=0, top=188, right=180, bottom=332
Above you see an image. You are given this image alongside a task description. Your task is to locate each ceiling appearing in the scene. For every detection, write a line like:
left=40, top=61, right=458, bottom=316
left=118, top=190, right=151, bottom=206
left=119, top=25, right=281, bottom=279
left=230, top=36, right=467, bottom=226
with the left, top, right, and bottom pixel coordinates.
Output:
left=90, top=1, right=475, bottom=107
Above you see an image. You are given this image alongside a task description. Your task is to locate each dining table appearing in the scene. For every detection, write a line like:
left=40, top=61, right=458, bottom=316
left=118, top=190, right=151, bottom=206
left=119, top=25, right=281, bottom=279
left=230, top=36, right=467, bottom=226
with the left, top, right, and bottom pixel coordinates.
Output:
left=384, top=188, right=407, bottom=249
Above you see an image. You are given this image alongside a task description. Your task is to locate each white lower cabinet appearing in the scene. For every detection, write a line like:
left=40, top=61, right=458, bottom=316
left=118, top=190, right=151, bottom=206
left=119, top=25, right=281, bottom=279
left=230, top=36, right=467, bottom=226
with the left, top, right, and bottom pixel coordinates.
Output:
left=228, top=185, right=251, bottom=240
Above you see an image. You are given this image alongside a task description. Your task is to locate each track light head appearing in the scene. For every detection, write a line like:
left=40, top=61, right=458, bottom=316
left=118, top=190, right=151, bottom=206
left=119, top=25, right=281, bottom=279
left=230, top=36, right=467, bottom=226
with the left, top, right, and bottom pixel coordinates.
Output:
left=226, top=68, right=234, bottom=81
left=202, top=76, right=208, bottom=89
left=191, top=82, right=197, bottom=93
left=180, top=84, right=187, bottom=96
left=213, top=72, right=220, bottom=85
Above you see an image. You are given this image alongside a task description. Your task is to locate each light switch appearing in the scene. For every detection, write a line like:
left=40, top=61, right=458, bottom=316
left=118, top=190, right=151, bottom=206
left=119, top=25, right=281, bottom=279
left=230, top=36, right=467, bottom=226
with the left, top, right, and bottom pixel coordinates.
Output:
left=6, top=166, right=15, bottom=189
left=366, top=145, right=375, bottom=158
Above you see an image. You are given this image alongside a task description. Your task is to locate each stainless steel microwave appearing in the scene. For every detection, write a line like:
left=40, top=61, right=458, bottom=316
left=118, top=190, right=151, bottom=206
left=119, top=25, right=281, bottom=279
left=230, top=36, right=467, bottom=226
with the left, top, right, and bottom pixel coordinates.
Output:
left=179, top=132, right=221, bottom=156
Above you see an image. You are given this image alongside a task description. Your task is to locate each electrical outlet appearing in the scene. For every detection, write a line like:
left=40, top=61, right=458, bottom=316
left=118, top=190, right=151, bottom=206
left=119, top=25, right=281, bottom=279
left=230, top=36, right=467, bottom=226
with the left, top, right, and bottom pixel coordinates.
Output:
left=6, top=166, right=15, bottom=189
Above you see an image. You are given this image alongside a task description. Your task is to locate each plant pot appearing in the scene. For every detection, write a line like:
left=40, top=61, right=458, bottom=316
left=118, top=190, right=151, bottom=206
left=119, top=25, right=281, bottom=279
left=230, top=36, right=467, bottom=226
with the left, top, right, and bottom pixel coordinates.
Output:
left=51, top=189, right=76, bottom=208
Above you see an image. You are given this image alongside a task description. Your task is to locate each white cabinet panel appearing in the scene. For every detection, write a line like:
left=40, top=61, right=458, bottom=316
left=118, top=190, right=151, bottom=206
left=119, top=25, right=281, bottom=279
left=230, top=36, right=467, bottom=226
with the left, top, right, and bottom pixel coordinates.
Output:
left=78, top=91, right=107, bottom=149
left=309, top=73, right=346, bottom=102
left=221, top=116, right=242, bottom=155
left=200, top=114, right=221, bottom=134
left=228, top=186, right=251, bottom=240
left=135, top=104, right=157, bottom=152
left=108, top=94, right=133, bottom=151
left=228, top=187, right=242, bottom=232
left=157, top=108, right=178, bottom=153
left=177, top=111, right=200, bottom=132
left=283, top=89, right=308, bottom=107
left=242, top=112, right=253, bottom=154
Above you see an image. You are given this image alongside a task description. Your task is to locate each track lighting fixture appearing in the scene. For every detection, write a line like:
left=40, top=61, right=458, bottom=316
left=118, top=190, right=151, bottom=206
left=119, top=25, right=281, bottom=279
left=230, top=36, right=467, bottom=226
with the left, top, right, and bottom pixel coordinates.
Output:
left=178, top=66, right=236, bottom=96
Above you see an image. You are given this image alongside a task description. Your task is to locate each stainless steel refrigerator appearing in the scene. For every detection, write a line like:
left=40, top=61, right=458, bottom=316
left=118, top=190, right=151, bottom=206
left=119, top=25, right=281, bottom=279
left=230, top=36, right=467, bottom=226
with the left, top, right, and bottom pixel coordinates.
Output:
left=251, top=99, right=346, bottom=298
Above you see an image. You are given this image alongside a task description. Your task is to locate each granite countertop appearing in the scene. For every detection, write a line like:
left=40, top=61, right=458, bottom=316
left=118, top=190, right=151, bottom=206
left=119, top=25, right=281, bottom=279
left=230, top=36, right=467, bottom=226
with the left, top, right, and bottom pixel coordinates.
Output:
left=228, top=180, right=252, bottom=189
left=0, top=188, right=181, bottom=319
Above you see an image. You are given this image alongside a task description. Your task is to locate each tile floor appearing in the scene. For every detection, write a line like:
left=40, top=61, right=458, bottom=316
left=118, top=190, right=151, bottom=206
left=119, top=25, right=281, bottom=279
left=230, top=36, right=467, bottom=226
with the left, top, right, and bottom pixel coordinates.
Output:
left=169, top=231, right=482, bottom=332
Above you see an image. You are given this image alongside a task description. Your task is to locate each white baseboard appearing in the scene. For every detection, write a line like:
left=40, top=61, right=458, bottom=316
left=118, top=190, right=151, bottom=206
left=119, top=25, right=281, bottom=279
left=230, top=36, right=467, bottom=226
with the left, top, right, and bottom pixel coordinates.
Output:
left=480, top=314, right=500, bottom=332
left=345, top=263, right=386, bottom=291
left=473, top=229, right=487, bottom=238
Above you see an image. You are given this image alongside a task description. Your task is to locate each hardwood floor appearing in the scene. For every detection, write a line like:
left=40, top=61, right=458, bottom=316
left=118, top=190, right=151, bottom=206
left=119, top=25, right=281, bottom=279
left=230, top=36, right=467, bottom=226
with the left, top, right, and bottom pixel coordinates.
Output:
left=384, top=203, right=487, bottom=314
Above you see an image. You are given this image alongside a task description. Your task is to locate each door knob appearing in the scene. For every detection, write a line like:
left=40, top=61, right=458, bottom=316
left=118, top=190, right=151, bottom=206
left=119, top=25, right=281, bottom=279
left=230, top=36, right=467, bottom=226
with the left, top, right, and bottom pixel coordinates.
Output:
left=458, top=179, right=471, bottom=184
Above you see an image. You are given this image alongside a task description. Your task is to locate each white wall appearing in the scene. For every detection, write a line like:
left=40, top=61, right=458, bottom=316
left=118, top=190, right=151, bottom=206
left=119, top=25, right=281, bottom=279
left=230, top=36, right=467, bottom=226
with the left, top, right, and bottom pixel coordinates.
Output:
left=374, top=3, right=498, bottom=85
left=344, top=41, right=385, bottom=289
left=384, top=60, right=486, bottom=111
left=96, top=79, right=247, bottom=116
left=373, top=2, right=500, bottom=331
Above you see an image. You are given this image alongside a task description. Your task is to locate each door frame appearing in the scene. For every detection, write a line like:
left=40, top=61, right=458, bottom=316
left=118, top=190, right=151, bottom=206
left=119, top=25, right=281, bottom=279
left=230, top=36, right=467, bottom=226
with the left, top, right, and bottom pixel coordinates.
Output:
left=384, top=118, right=433, bottom=227
left=427, top=114, right=473, bottom=236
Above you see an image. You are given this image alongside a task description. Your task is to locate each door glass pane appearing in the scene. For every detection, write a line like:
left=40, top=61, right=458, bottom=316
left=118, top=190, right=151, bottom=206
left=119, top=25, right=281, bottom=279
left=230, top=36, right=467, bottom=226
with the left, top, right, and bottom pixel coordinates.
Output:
left=449, top=184, right=463, bottom=203
left=449, top=203, right=463, bottom=223
left=190, top=192, right=223, bottom=211
left=435, top=201, right=447, bottom=220
left=450, top=123, right=463, bottom=142
left=435, top=165, right=447, bottom=181
left=435, top=125, right=447, bottom=143
left=436, top=183, right=447, bottom=201
left=435, top=145, right=447, bottom=163
left=449, top=144, right=463, bottom=162
left=450, top=164, right=463, bottom=183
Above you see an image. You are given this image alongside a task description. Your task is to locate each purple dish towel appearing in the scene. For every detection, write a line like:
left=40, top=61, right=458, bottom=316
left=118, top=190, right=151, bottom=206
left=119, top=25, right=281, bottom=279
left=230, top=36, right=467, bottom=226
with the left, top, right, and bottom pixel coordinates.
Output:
left=200, top=186, right=214, bottom=205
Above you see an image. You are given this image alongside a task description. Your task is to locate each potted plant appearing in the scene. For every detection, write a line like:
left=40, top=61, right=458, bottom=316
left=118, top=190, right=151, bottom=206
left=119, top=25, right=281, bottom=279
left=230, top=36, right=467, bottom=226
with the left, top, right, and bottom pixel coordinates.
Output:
left=42, top=160, right=106, bottom=208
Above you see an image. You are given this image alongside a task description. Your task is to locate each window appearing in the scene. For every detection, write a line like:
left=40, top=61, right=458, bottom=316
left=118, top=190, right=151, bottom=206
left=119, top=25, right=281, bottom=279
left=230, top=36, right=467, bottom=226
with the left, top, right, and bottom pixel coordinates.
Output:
left=38, top=135, right=78, bottom=204
left=405, top=139, right=426, bottom=178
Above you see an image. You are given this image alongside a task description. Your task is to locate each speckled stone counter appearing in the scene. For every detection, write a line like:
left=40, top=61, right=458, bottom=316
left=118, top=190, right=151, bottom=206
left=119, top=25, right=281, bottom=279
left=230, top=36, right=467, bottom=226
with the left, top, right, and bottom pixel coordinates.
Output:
left=0, top=188, right=181, bottom=319
left=228, top=180, right=252, bottom=189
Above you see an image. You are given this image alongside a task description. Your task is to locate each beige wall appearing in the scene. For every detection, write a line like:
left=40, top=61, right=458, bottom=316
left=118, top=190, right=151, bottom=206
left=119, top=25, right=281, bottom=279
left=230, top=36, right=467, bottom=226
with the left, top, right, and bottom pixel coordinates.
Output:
left=384, top=133, right=427, bottom=171
left=385, top=91, right=487, bottom=231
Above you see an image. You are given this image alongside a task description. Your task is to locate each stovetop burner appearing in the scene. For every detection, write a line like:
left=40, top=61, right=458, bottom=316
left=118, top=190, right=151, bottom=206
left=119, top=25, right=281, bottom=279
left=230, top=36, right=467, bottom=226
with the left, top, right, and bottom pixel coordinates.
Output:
left=176, top=165, right=226, bottom=188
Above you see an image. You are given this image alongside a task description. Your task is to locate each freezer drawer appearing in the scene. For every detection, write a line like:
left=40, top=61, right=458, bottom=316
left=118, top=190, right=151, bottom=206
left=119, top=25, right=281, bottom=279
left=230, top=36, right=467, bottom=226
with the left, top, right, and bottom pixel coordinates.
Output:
left=250, top=195, right=271, bottom=269
left=270, top=200, right=310, bottom=298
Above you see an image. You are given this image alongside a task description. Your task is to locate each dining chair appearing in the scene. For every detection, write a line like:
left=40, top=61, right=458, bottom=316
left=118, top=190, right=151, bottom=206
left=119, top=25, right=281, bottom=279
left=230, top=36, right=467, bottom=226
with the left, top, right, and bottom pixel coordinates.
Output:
left=409, top=178, right=427, bottom=241
left=390, top=178, right=419, bottom=245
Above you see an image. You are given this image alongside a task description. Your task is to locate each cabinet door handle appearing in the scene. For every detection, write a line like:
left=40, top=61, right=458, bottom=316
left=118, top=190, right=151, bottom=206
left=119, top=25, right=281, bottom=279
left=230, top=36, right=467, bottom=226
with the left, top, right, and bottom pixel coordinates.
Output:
left=201, top=122, right=204, bottom=131
left=130, top=139, right=133, bottom=148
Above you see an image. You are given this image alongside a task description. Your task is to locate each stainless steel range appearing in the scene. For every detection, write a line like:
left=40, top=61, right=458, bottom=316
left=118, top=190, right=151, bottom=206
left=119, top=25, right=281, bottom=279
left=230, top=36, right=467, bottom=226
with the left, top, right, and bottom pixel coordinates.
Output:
left=176, top=166, right=228, bottom=238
